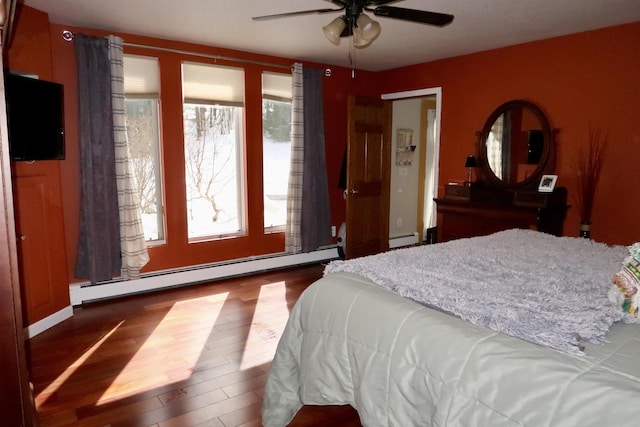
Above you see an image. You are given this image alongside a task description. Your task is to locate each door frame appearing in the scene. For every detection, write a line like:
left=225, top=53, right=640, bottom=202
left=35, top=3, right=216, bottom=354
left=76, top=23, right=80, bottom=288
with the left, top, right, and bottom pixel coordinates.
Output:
left=381, top=87, right=442, bottom=241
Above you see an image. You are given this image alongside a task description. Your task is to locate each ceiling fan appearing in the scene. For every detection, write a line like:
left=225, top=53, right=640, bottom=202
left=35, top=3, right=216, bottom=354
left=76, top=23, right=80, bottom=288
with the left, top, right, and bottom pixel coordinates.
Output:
left=252, top=0, right=454, bottom=48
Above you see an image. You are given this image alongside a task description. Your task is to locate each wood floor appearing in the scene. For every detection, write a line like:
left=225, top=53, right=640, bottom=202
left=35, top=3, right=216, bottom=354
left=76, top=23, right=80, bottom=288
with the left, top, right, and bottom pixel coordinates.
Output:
left=28, top=263, right=362, bottom=427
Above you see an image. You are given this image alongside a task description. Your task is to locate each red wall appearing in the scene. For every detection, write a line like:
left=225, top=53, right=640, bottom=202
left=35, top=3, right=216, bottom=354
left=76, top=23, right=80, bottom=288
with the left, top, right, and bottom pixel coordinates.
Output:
left=376, top=22, right=640, bottom=245
left=9, top=5, right=640, bottom=288
left=8, top=5, right=377, bottom=282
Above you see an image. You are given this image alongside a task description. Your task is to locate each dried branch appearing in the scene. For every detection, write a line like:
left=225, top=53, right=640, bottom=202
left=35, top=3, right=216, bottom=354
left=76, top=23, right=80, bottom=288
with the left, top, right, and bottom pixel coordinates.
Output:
left=572, top=128, right=608, bottom=224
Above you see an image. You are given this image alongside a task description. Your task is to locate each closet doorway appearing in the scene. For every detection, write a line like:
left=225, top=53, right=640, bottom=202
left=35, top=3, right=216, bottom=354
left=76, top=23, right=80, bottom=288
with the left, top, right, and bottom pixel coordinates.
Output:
left=382, top=88, right=442, bottom=244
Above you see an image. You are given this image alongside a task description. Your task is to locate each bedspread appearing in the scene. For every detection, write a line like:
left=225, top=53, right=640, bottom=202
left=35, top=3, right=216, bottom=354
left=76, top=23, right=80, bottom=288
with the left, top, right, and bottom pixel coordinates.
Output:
left=262, top=272, right=640, bottom=427
left=325, top=229, right=628, bottom=355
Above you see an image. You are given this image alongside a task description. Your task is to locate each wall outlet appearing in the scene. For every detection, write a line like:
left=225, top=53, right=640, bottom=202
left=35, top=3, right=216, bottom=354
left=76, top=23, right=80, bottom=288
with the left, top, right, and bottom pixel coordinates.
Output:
left=396, top=217, right=403, bottom=228
left=331, top=225, right=336, bottom=237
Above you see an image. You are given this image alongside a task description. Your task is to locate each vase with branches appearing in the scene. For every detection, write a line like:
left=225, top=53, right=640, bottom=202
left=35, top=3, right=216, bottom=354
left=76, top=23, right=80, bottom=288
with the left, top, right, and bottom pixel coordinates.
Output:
left=572, top=128, right=608, bottom=238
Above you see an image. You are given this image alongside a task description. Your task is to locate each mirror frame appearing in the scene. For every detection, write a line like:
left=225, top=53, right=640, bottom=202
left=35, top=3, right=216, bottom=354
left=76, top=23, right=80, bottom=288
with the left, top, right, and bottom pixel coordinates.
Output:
left=477, top=100, right=555, bottom=190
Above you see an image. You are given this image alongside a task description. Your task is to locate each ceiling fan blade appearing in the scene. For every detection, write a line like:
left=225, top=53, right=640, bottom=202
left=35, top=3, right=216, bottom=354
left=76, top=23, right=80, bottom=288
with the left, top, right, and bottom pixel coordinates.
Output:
left=366, top=0, right=405, bottom=5
left=253, top=8, right=344, bottom=21
left=373, top=6, right=454, bottom=26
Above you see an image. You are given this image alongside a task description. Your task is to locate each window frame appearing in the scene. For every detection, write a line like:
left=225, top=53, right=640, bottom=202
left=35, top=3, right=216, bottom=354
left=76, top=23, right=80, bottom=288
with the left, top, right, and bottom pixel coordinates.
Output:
left=262, top=71, right=293, bottom=233
left=123, top=54, right=166, bottom=245
left=181, top=62, right=247, bottom=242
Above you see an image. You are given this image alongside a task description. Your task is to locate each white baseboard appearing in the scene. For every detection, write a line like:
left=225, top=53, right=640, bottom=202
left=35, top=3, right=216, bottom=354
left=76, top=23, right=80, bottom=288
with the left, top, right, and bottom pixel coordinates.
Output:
left=389, top=232, right=420, bottom=249
left=70, top=247, right=340, bottom=306
left=26, top=305, right=73, bottom=339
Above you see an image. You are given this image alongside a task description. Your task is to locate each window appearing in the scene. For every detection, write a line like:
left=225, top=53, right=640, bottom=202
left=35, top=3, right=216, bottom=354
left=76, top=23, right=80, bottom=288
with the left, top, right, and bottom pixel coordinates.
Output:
left=123, top=55, right=165, bottom=242
left=182, top=62, right=245, bottom=240
left=262, top=72, right=292, bottom=230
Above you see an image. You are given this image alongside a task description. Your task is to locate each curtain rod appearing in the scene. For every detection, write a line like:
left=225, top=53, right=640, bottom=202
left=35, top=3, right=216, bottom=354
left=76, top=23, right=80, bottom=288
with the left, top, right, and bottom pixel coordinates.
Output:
left=61, top=30, right=293, bottom=70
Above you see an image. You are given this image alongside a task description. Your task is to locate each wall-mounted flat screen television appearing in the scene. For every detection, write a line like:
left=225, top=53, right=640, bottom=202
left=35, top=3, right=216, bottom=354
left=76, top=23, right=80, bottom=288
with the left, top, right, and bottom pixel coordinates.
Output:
left=4, top=72, right=65, bottom=161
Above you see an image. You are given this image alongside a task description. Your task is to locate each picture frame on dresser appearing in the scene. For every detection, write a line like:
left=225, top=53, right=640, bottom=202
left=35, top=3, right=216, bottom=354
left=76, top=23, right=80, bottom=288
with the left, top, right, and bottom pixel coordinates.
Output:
left=538, top=174, right=558, bottom=192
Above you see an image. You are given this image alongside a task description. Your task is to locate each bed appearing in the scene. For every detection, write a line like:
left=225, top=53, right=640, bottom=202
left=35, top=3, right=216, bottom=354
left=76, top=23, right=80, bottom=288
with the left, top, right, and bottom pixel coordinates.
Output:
left=262, top=229, right=640, bottom=427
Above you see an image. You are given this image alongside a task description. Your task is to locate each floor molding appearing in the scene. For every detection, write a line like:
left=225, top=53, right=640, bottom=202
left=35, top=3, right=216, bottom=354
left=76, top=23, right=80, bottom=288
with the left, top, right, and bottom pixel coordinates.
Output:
left=26, top=305, right=73, bottom=338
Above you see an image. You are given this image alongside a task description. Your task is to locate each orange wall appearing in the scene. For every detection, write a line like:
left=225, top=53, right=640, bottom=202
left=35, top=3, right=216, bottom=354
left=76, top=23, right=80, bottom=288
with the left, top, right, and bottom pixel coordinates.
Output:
left=8, top=5, right=640, bottom=288
left=376, top=22, right=640, bottom=245
left=7, top=5, right=377, bottom=282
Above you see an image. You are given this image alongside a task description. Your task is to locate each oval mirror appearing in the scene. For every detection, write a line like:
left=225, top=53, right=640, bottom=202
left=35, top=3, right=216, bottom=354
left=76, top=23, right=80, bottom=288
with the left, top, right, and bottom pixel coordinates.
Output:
left=478, top=100, right=554, bottom=189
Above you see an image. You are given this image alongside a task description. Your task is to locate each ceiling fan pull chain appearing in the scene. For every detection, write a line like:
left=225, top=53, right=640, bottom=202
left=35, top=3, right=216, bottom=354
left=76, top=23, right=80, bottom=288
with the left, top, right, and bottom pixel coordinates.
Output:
left=349, top=37, right=357, bottom=78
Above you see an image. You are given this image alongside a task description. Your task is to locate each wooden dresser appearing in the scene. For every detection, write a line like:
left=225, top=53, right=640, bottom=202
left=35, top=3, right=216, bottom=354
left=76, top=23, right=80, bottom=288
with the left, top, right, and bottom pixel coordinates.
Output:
left=435, top=186, right=568, bottom=242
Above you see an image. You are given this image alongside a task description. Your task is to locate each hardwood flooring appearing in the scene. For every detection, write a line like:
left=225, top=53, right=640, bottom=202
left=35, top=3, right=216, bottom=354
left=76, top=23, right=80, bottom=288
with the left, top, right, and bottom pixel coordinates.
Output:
left=28, top=263, right=361, bottom=426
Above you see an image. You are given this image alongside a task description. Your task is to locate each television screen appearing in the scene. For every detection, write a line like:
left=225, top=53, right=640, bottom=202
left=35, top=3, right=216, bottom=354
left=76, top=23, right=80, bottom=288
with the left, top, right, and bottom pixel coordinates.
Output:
left=4, top=72, right=65, bottom=161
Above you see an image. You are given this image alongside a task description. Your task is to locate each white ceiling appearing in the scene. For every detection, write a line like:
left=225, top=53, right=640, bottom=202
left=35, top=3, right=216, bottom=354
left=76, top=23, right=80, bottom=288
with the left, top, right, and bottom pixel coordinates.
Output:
left=23, top=0, right=640, bottom=71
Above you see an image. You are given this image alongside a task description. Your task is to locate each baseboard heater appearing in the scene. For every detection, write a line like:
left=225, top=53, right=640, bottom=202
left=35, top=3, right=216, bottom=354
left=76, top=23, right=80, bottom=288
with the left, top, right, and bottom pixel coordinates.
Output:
left=69, top=233, right=421, bottom=306
left=389, top=232, right=420, bottom=249
left=69, top=247, right=340, bottom=306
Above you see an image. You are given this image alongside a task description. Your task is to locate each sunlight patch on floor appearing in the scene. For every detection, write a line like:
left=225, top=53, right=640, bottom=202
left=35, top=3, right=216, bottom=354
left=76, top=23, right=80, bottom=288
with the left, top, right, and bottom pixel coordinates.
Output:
left=96, top=294, right=227, bottom=405
left=240, top=281, right=290, bottom=370
left=35, top=320, right=125, bottom=408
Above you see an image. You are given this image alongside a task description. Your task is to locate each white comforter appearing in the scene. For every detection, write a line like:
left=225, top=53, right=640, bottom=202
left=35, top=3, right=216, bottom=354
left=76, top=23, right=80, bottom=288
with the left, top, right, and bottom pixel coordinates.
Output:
left=262, top=272, right=640, bottom=426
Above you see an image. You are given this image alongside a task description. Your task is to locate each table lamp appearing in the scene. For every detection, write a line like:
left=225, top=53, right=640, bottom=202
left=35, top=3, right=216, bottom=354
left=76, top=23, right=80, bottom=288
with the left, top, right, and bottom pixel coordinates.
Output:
left=465, top=155, right=477, bottom=186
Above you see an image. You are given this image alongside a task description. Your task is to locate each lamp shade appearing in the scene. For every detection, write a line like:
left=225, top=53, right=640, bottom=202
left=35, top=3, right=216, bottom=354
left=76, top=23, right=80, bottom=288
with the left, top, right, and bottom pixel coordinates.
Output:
left=323, top=17, right=346, bottom=45
left=465, top=155, right=477, bottom=168
left=353, top=29, right=373, bottom=48
left=354, top=14, right=381, bottom=42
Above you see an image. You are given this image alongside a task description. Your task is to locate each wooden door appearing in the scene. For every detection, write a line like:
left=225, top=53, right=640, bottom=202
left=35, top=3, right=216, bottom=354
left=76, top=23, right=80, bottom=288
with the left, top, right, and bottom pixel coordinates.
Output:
left=13, top=170, right=70, bottom=325
left=345, top=95, right=391, bottom=259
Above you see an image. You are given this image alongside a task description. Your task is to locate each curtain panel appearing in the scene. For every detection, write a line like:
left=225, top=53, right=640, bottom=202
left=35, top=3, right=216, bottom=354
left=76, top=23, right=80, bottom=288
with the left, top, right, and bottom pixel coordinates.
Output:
left=285, top=63, right=304, bottom=254
left=74, top=34, right=121, bottom=283
left=300, top=67, right=331, bottom=252
left=108, top=36, right=149, bottom=279
left=285, top=64, right=332, bottom=254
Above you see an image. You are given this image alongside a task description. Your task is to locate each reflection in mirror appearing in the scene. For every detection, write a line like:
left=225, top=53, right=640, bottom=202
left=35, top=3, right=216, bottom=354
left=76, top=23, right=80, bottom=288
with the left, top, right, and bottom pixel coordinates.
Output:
left=486, top=107, right=543, bottom=183
left=487, top=113, right=507, bottom=180
left=479, top=100, right=551, bottom=189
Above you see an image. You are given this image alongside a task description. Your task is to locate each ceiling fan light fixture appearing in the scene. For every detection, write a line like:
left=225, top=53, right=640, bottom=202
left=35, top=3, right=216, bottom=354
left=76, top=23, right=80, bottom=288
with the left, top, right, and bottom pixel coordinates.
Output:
left=323, top=17, right=346, bottom=45
left=352, top=29, right=373, bottom=48
left=355, top=14, right=381, bottom=42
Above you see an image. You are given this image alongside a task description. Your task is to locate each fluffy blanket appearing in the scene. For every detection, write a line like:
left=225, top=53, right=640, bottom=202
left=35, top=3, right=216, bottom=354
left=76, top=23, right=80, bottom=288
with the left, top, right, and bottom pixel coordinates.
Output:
left=324, top=229, right=627, bottom=355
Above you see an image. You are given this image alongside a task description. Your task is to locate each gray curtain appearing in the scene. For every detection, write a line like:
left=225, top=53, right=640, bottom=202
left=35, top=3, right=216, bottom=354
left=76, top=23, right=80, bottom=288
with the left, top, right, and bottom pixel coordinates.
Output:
left=74, top=34, right=121, bottom=284
left=300, top=68, right=331, bottom=252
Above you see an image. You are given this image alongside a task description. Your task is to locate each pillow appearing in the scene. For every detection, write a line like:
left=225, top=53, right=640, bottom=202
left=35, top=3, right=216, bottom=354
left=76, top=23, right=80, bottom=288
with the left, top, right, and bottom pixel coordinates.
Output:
left=610, top=253, right=640, bottom=318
